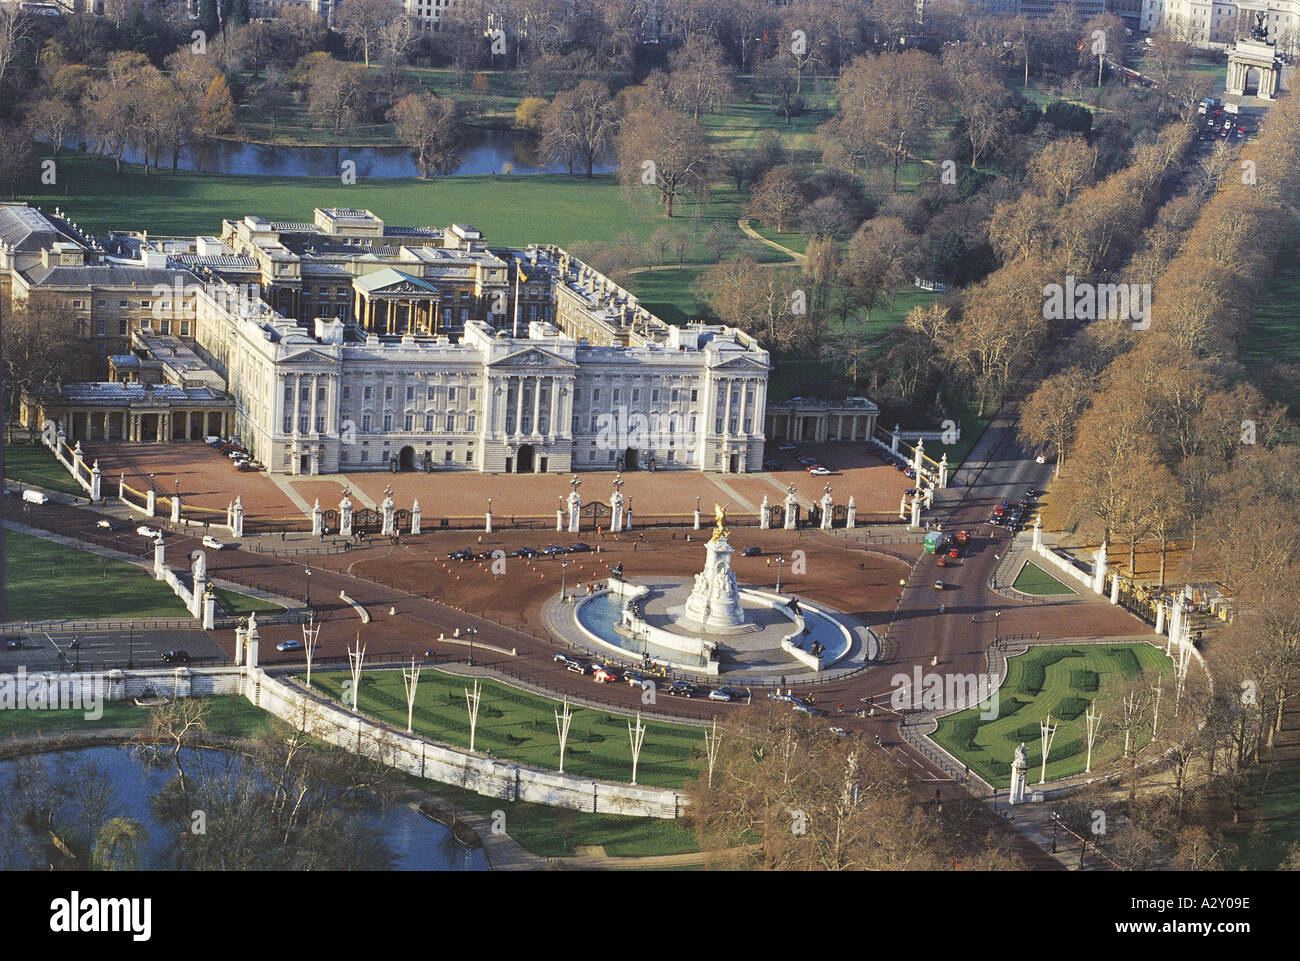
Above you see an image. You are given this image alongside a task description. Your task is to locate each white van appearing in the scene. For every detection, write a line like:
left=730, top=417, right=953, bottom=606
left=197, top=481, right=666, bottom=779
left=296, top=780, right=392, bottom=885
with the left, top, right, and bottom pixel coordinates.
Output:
left=22, top=489, right=48, bottom=504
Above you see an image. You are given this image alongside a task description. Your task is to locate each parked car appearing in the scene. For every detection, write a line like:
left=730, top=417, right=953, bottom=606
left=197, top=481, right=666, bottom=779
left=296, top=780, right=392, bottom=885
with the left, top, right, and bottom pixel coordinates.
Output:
left=934, top=580, right=946, bottom=591
left=4, top=638, right=25, bottom=650
left=97, top=519, right=118, bottom=530
left=21, top=490, right=48, bottom=505
left=137, top=526, right=161, bottom=539
left=510, top=547, right=539, bottom=558
left=448, top=549, right=474, bottom=561
left=276, top=639, right=304, bottom=652
left=542, top=545, right=567, bottom=555
left=666, top=680, right=699, bottom=697
left=236, top=462, right=258, bottom=472
left=565, top=660, right=588, bottom=675
left=567, top=543, right=592, bottom=553
left=625, top=672, right=654, bottom=690
left=810, top=466, right=832, bottom=475
left=740, top=546, right=761, bottom=557
left=161, top=649, right=190, bottom=664
left=201, top=535, right=225, bottom=550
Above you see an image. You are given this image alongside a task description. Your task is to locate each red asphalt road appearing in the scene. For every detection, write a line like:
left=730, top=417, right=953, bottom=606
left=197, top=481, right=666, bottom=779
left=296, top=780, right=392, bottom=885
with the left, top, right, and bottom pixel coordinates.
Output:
left=2, top=409, right=1148, bottom=825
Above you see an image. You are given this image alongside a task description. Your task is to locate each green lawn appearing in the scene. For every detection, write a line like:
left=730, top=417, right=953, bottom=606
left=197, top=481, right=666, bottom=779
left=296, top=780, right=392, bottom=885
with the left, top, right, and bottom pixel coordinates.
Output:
left=1235, top=761, right=1300, bottom=869
left=23, top=154, right=716, bottom=250
left=627, top=266, right=710, bottom=326
left=1241, top=226, right=1300, bottom=415
left=419, top=780, right=700, bottom=858
left=3, top=530, right=190, bottom=622
left=0, top=695, right=274, bottom=738
left=3, top=444, right=83, bottom=498
left=307, top=668, right=704, bottom=788
left=209, top=585, right=286, bottom=617
left=932, top=643, right=1172, bottom=787
left=1013, top=561, right=1077, bottom=596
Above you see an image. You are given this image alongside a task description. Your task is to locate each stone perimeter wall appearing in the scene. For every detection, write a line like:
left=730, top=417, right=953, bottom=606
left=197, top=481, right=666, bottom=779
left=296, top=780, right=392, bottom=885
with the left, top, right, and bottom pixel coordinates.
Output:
left=0, top=666, right=685, bottom=819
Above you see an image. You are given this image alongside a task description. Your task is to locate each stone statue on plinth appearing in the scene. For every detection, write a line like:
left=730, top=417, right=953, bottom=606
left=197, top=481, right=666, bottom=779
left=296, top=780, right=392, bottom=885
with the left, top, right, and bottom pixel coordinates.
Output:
left=681, top=504, right=745, bottom=631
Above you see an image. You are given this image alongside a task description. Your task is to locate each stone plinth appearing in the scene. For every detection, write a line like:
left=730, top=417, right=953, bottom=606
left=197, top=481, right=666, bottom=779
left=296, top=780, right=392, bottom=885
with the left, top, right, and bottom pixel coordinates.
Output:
left=680, top=534, right=745, bottom=632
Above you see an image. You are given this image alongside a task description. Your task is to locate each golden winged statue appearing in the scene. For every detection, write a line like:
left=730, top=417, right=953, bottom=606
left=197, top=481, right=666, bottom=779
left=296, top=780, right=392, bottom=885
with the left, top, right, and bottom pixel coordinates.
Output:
left=711, top=502, right=731, bottom=543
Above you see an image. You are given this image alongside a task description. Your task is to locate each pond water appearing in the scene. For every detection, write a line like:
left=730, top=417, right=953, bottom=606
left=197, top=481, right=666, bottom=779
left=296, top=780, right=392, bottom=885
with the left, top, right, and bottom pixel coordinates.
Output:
left=70, top=126, right=616, bottom=179
left=0, top=745, right=487, bottom=871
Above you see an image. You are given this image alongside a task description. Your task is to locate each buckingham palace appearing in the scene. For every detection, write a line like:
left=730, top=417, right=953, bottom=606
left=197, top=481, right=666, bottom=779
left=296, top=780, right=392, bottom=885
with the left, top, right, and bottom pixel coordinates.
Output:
left=7, top=203, right=772, bottom=476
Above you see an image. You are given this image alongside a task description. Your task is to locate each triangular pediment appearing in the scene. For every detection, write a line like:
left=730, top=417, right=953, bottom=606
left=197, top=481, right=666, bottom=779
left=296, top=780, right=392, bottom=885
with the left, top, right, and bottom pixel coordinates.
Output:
left=711, top=354, right=770, bottom=371
left=489, top=347, right=577, bottom=369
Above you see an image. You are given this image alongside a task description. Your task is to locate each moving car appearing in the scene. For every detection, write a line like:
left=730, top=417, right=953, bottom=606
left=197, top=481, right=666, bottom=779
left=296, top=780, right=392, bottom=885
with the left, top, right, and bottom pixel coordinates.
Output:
left=137, top=525, right=161, bottom=539
left=96, top=519, right=118, bottom=530
left=21, top=490, right=48, bottom=505
left=625, top=672, right=654, bottom=690
left=708, top=686, right=749, bottom=702
left=666, top=680, right=699, bottom=697
left=740, top=546, right=761, bottom=557
left=161, top=649, right=190, bottom=664
left=565, top=660, right=588, bottom=675
left=809, top=466, right=832, bottom=475
left=276, top=639, right=304, bottom=652
left=4, top=638, right=25, bottom=650
left=934, top=579, right=945, bottom=591
left=542, top=545, right=567, bottom=555
left=592, top=666, right=619, bottom=683
left=201, top=535, right=225, bottom=550
left=448, top=549, right=474, bottom=561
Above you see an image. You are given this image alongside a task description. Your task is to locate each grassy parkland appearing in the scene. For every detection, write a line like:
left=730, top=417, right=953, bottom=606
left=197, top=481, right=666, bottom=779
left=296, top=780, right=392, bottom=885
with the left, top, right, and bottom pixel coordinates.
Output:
left=3, top=530, right=191, bottom=622
left=932, top=643, right=1172, bottom=787
left=1012, top=561, right=1078, bottom=596
left=3, top=444, right=84, bottom=498
left=307, top=667, right=705, bottom=789
left=0, top=695, right=273, bottom=739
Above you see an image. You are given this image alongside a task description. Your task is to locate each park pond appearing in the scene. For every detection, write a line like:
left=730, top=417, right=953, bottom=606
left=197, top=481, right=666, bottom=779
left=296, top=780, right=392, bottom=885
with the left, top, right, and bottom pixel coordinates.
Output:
left=63, top=126, right=616, bottom=179
left=0, top=745, right=487, bottom=871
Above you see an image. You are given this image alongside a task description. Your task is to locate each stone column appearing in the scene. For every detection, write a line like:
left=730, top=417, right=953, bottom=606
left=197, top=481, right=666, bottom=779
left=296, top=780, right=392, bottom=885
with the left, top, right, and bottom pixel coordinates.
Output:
left=245, top=612, right=260, bottom=668
left=568, top=492, right=581, bottom=533
left=556, top=508, right=564, bottom=532
left=1032, top=516, right=1042, bottom=551
left=938, top=454, right=949, bottom=489
left=1154, top=603, right=1165, bottom=635
left=90, top=461, right=102, bottom=503
left=899, top=496, right=907, bottom=520
left=484, top=506, right=492, bottom=533
left=412, top=499, right=422, bottom=535
left=171, top=494, right=181, bottom=524
left=846, top=496, right=856, bottom=529
left=625, top=503, right=633, bottom=530
left=611, top=493, right=624, bottom=533
left=234, top=625, right=246, bottom=666
left=202, top=591, right=215, bottom=631
left=231, top=496, right=244, bottom=538
left=694, top=509, right=701, bottom=530
left=532, top=376, right=541, bottom=439
left=381, top=491, right=395, bottom=536
left=910, top=498, right=922, bottom=529
left=784, top=494, right=797, bottom=530
left=760, top=496, right=770, bottom=530
left=1093, top=538, right=1108, bottom=595
left=153, top=536, right=165, bottom=580
left=891, top=423, right=900, bottom=454
left=292, top=374, right=302, bottom=437
left=312, top=499, right=323, bottom=536
left=310, top=374, right=319, bottom=434
left=820, top=491, right=833, bottom=530
left=146, top=488, right=156, bottom=517
left=340, top=494, right=353, bottom=537
left=514, top=376, right=524, bottom=438
left=1110, top=573, right=1121, bottom=605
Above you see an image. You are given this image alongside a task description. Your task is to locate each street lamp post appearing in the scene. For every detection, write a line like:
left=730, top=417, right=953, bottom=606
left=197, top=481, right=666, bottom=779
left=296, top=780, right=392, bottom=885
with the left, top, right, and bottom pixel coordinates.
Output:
left=128, top=621, right=135, bottom=670
left=775, top=554, right=785, bottom=593
left=1051, top=810, right=1059, bottom=853
left=560, top=558, right=569, bottom=601
left=995, top=610, right=1001, bottom=648
left=466, top=626, right=478, bottom=666
left=305, top=566, right=312, bottom=609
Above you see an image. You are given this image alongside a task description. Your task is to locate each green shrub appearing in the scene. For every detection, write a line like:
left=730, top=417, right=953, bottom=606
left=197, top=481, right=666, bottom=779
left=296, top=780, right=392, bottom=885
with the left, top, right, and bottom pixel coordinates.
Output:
left=1108, top=647, right=1143, bottom=678
left=1053, top=696, right=1089, bottom=721
left=1070, top=670, right=1099, bottom=692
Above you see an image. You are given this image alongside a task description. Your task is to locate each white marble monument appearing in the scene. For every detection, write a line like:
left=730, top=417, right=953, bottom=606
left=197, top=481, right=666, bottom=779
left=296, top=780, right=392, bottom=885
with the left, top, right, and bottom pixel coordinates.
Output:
left=680, top=504, right=746, bottom=632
